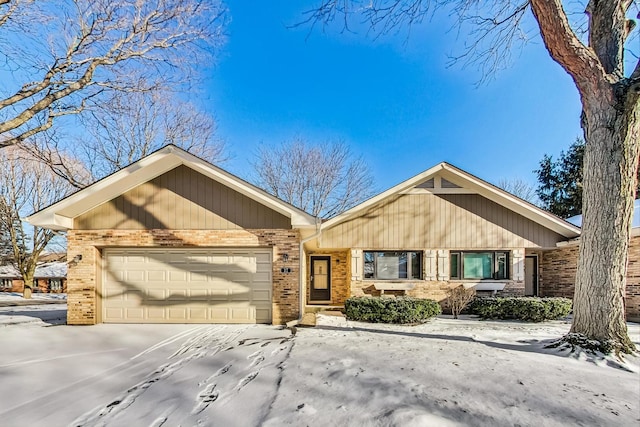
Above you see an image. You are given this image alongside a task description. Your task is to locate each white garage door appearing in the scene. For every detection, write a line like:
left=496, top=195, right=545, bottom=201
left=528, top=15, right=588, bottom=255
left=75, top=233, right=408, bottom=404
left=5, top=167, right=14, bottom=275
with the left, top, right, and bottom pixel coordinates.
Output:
left=102, top=248, right=272, bottom=324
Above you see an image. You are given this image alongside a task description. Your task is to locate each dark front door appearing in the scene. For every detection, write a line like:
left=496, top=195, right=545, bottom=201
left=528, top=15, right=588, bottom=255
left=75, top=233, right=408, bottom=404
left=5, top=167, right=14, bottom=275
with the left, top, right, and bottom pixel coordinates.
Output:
left=310, top=256, right=331, bottom=302
left=525, top=256, right=538, bottom=296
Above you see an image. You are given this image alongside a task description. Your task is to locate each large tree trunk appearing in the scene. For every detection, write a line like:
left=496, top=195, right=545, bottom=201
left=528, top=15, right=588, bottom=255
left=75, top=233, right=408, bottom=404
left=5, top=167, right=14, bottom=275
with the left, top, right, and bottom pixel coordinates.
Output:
left=571, top=92, right=639, bottom=354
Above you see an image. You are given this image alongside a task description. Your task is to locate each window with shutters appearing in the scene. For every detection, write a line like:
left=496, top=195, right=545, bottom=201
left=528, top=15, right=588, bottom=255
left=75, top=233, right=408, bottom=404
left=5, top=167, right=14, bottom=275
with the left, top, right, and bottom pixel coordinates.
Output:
left=449, top=251, right=509, bottom=280
left=363, top=251, right=422, bottom=280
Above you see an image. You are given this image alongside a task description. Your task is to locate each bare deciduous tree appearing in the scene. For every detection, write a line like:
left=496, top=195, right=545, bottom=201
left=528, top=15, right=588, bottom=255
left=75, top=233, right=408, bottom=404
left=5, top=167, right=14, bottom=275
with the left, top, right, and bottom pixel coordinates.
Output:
left=496, top=178, right=539, bottom=205
left=304, top=1, right=639, bottom=353
left=0, top=0, right=226, bottom=147
left=253, top=138, right=375, bottom=218
left=20, top=90, right=227, bottom=187
left=0, top=146, right=76, bottom=298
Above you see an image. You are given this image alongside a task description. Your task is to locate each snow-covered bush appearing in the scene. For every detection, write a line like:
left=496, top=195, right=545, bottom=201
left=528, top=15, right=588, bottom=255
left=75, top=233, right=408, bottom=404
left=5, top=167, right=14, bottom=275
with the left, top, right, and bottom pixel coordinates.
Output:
left=345, top=296, right=441, bottom=324
left=469, top=297, right=572, bottom=322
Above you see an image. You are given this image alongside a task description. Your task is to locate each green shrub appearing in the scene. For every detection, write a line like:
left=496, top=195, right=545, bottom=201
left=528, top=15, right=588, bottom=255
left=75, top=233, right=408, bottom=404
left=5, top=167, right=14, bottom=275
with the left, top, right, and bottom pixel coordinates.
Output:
left=469, top=296, right=572, bottom=322
left=344, top=296, right=442, bottom=324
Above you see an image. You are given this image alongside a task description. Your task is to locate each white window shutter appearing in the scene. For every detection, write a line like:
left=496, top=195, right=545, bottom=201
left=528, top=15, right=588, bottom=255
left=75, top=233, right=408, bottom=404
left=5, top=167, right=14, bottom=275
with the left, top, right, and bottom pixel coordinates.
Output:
left=512, top=249, right=524, bottom=281
left=437, top=250, right=449, bottom=281
left=351, top=249, right=362, bottom=281
left=425, top=250, right=437, bottom=281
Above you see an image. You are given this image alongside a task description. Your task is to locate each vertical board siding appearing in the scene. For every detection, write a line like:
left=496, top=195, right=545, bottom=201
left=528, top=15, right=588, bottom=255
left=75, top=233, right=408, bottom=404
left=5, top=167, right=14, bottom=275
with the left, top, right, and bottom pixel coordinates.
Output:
left=321, top=193, right=565, bottom=249
left=75, top=165, right=291, bottom=230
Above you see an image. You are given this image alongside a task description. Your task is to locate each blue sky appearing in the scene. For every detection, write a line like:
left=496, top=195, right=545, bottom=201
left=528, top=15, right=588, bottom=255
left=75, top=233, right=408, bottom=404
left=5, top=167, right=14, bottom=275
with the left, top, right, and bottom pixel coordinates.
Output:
left=200, top=2, right=582, bottom=193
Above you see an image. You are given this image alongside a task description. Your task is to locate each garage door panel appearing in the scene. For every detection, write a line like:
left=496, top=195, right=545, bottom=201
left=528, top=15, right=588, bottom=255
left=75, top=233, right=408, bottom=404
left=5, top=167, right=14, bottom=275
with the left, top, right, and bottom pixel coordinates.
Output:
left=125, top=307, right=144, bottom=320
left=105, top=307, right=124, bottom=320
left=168, top=271, right=188, bottom=281
left=103, top=248, right=273, bottom=323
left=147, top=270, right=166, bottom=281
left=189, top=289, right=208, bottom=299
left=210, top=289, right=230, bottom=300
left=126, top=270, right=145, bottom=282
left=189, top=307, right=208, bottom=320
left=167, top=308, right=187, bottom=320
left=252, top=290, right=271, bottom=302
left=230, top=307, right=253, bottom=321
left=256, top=308, right=270, bottom=323
left=253, top=272, right=271, bottom=283
left=147, top=288, right=165, bottom=300
left=148, top=307, right=165, bottom=319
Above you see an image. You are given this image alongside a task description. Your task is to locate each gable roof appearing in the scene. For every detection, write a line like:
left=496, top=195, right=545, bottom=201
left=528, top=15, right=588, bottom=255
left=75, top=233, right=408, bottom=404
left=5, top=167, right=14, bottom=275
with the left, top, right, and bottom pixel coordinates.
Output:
left=322, top=162, right=581, bottom=238
left=27, top=145, right=317, bottom=230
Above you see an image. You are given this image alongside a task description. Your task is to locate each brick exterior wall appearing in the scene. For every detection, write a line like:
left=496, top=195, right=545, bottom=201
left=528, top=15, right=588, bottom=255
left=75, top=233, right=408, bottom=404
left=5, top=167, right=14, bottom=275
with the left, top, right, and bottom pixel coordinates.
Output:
left=306, top=251, right=349, bottom=306
left=540, top=235, right=640, bottom=321
left=67, top=229, right=301, bottom=325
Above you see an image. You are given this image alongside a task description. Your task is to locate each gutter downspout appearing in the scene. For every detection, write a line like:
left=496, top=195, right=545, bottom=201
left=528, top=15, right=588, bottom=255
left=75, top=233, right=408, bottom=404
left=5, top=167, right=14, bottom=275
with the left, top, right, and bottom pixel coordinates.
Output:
left=289, top=219, right=322, bottom=328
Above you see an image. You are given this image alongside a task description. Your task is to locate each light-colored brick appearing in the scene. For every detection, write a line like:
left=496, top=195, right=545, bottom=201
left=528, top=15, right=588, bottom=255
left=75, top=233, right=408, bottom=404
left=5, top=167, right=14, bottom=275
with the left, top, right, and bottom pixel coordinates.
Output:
left=67, top=229, right=301, bottom=325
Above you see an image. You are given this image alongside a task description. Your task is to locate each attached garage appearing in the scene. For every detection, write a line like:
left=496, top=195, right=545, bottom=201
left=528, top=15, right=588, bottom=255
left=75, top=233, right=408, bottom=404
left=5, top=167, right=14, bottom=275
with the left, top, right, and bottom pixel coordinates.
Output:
left=102, top=248, right=273, bottom=324
left=27, top=145, right=317, bottom=325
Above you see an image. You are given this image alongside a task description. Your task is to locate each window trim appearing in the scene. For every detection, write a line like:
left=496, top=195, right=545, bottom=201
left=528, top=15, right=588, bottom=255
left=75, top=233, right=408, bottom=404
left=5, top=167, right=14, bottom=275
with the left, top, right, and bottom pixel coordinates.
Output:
left=0, top=278, right=13, bottom=289
left=449, top=250, right=510, bottom=280
left=363, top=250, right=423, bottom=281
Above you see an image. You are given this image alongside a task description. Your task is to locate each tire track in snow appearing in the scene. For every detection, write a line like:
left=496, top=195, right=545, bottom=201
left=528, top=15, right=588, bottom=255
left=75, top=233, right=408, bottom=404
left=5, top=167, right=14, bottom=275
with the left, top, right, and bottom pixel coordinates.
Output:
left=72, top=325, right=248, bottom=426
left=192, top=334, right=294, bottom=416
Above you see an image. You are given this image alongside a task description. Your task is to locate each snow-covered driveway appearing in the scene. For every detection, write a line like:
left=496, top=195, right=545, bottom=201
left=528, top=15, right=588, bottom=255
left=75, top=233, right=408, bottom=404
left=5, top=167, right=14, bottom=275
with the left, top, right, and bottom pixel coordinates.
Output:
left=0, top=304, right=639, bottom=427
left=0, top=319, right=293, bottom=426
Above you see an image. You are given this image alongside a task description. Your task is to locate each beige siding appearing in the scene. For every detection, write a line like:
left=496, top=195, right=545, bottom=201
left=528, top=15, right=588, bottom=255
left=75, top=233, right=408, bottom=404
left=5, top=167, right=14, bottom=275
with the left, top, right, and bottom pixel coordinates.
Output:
left=75, top=165, right=291, bottom=230
left=321, top=193, right=565, bottom=249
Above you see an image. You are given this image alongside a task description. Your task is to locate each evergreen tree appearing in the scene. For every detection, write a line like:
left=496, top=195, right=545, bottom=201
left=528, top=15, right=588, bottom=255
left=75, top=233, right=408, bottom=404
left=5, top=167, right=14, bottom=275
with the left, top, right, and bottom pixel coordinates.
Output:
left=536, top=139, right=640, bottom=219
left=535, top=138, right=585, bottom=218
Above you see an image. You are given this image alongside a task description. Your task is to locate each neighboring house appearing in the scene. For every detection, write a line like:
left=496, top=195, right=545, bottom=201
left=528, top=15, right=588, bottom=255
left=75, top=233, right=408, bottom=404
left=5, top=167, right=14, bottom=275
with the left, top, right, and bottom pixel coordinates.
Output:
left=0, top=260, right=68, bottom=293
left=26, top=145, right=638, bottom=325
left=541, top=200, right=640, bottom=322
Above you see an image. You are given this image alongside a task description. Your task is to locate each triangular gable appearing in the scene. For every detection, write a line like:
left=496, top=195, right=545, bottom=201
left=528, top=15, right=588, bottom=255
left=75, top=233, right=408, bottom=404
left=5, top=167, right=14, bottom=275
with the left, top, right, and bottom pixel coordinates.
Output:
left=322, top=162, right=580, bottom=238
left=27, top=145, right=317, bottom=230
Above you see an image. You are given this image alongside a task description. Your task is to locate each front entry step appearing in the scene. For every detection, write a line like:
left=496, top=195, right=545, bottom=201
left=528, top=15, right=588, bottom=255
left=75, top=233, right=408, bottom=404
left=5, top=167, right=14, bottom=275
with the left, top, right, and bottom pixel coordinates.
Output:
left=299, top=312, right=317, bottom=327
left=305, top=305, right=344, bottom=314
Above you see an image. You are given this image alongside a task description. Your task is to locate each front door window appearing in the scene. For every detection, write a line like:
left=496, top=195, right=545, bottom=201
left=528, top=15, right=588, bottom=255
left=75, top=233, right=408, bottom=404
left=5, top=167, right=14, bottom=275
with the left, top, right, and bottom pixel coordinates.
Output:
left=310, top=256, right=331, bottom=301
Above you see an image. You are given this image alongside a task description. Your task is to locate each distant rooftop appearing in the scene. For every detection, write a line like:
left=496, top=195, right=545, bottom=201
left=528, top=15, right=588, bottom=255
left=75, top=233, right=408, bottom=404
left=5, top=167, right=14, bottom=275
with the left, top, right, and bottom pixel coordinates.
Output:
left=0, top=262, right=67, bottom=278
left=566, top=199, right=640, bottom=228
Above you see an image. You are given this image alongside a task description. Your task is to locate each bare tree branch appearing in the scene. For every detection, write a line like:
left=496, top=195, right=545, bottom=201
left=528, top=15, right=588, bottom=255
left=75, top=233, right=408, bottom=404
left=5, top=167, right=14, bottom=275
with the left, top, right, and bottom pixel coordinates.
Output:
left=0, top=0, right=227, bottom=147
left=252, top=138, right=375, bottom=218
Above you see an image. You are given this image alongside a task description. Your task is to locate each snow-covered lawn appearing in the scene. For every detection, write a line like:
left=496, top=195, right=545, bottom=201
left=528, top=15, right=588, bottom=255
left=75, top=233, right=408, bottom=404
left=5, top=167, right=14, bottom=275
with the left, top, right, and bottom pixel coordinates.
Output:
left=0, top=291, right=67, bottom=302
left=0, top=309, right=638, bottom=426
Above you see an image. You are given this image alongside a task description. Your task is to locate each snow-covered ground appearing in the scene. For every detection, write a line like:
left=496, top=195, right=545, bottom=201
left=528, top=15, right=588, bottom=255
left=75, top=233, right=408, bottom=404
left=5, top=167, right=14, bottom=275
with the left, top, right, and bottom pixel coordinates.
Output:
left=0, top=308, right=638, bottom=426
left=0, top=292, right=67, bottom=326
left=0, top=291, right=67, bottom=302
